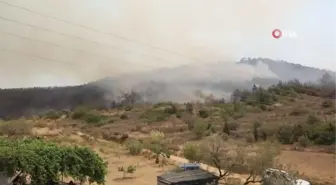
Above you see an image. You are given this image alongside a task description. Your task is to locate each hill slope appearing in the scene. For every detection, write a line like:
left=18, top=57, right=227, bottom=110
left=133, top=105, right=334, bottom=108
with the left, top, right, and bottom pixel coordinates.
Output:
left=0, top=58, right=334, bottom=119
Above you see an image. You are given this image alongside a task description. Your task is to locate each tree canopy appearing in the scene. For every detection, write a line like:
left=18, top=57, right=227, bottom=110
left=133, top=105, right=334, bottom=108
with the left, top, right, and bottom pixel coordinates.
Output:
left=0, top=138, right=108, bottom=185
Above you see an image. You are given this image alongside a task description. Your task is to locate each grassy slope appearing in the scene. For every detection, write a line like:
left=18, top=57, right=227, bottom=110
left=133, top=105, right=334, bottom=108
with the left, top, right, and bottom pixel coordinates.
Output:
left=0, top=84, right=335, bottom=184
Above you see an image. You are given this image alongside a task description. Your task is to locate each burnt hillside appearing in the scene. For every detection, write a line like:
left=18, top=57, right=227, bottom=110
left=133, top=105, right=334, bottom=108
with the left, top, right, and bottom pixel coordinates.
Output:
left=0, top=84, right=110, bottom=119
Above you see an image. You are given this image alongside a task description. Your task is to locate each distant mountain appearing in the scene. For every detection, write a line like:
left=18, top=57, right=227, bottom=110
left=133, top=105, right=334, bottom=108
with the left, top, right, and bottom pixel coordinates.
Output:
left=94, top=58, right=335, bottom=102
left=238, top=57, right=336, bottom=82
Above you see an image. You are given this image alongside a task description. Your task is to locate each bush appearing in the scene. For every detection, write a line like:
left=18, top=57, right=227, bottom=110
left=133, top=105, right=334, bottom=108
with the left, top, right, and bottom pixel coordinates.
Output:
left=140, top=109, right=170, bottom=123
left=120, top=114, right=128, bottom=120
left=44, top=110, right=62, bottom=120
left=71, top=108, right=108, bottom=125
left=126, top=139, right=143, bottom=155
left=192, top=120, right=208, bottom=138
left=275, top=121, right=336, bottom=146
left=259, top=104, right=267, bottom=111
left=164, top=105, right=177, bottom=114
left=183, top=142, right=203, bottom=162
left=220, top=133, right=229, bottom=141
left=0, top=138, right=108, bottom=184
left=118, top=165, right=137, bottom=178
left=297, top=135, right=310, bottom=147
left=276, top=123, right=296, bottom=144
left=124, top=106, right=133, bottom=111
left=198, top=109, right=209, bottom=118
left=232, top=111, right=245, bottom=119
left=307, top=122, right=335, bottom=145
left=245, top=134, right=255, bottom=143
left=185, top=103, right=193, bottom=114
left=228, top=122, right=239, bottom=131
left=290, top=107, right=308, bottom=116
left=322, top=99, right=333, bottom=108
left=83, top=112, right=105, bottom=124
left=71, top=107, right=88, bottom=119
left=306, top=114, right=320, bottom=125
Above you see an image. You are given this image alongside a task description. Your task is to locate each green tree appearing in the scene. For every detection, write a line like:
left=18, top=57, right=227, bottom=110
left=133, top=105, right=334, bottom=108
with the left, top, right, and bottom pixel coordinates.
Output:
left=0, top=138, right=108, bottom=185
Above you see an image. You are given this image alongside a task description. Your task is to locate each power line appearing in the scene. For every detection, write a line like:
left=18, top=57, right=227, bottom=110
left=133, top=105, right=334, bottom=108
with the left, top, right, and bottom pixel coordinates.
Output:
left=0, top=16, right=173, bottom=66
left=0, top=47, right=84, bottom=68
left=0, top=46, right=152, bottom=76
left=0, top=47, right=120, bottom=87
left=0, top=30, right=159, bottom=69
left=0, top=0, right=202, bottom=63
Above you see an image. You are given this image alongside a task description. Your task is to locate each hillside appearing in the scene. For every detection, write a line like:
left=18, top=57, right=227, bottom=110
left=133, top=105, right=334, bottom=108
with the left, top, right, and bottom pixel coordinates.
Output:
left=0, top=80, right=335, bottom=185
left=238, top=58, right=336, bottom=82
left=0, top=58, right=335, bottom=119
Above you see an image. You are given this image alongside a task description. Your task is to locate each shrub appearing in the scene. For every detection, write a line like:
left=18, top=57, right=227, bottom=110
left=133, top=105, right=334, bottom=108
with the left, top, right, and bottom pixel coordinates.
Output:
left=45, top=110, right=62, bottom=120
left=276, top=123, right=295, bottom=144
left=118, top=165, right=136, bottom=178
left=322, top=99, right=333, bottom=108
left=290, top=107, right=308, bottom=116
left=83, top=112, right=105, bottom=124
left=124, top=106, right=133, bottom=111
left=306, top=114, right=320, bottom=125
left=307, top=122, right=335, bottom=145
left=252, top=121, right=261, bottom=142
left=120, top=114, right=128, bottom=120
left=223, top=120, right=230, bottom=135
left=228, top=122, right=239, bottom=131
left=192, top=120, right=208, bottom=138
left=297, top=135, right=310, bottom=147
left=259, top=104, right=267, bottom=111
left=232, top=111, right=245, bottom=119
left=220, top=133, right=229, bottom=141
left=245, top=134, right=255, bottom=143
left=126, top=139, right=143, bottom=155
left=71, top=107, right=88, bottom=119
left=0, top=138, right=108, bottom=184
left=164, top=105, right=177, bottom=114
left=140, top=109, right=170, bottom=123
left=185, top=103, right=193, bottom=114
left=71, top=108, right=109, bottom=125
left=198, top=109, right=209, bottom=118
left=183, top=143, right=203, bottom=162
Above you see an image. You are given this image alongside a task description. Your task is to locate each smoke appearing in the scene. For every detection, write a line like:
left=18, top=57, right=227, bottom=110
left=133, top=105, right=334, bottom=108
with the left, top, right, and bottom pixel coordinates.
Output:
left=0, top=0, right=333, bottom=101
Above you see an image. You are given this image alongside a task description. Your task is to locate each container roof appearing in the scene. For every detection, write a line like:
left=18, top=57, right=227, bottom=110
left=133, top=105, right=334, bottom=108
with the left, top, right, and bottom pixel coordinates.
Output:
left=179, top=163, right=200, bottom=168
left=158, top=169, right=218, bottom=183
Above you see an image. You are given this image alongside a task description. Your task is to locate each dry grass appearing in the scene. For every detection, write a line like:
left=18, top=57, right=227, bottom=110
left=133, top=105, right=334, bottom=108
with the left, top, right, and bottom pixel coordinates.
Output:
left=278, top=150, right=336, bottom=185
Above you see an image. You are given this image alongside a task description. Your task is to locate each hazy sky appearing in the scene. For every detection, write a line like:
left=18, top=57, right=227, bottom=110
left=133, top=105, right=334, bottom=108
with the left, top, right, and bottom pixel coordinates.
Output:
left=0, top=0, right=335, bottom=88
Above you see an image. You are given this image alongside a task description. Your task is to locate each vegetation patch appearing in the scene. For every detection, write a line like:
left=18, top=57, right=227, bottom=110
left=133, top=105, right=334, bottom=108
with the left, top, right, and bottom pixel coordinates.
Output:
left=0, top=138, right=107, bottom=185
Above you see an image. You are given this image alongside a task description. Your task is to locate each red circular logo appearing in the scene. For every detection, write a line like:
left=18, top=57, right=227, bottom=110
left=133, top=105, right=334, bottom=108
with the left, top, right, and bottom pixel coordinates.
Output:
left=272, top=29, right=282, bottom=39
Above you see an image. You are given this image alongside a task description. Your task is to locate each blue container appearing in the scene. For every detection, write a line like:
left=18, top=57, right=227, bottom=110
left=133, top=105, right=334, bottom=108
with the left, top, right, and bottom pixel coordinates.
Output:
left=179, top=163, right=201, bottom=171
